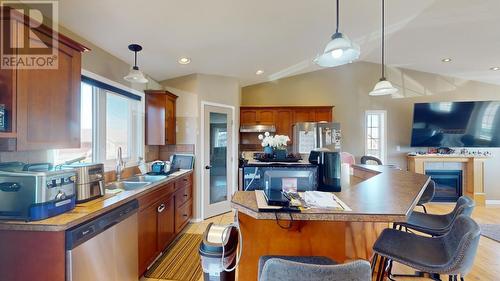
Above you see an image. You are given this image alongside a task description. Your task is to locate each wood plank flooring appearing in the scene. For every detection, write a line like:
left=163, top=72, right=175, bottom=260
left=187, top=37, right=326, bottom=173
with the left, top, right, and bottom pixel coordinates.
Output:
left=143, top=204, right=500, bottom=281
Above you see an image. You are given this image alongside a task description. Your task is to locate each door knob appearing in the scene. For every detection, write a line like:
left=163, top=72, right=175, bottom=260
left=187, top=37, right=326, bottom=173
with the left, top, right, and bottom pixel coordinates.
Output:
left=205, top=165, right=212, bottom=169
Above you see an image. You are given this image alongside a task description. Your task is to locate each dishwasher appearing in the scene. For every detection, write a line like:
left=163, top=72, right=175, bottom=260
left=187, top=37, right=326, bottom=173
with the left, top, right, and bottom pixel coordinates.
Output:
left=66, top=199, right=139, bottom=281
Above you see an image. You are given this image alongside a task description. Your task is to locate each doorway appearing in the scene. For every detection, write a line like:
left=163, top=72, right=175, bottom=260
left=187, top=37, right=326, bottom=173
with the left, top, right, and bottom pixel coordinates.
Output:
left=202, top=103, right=234, bottom=219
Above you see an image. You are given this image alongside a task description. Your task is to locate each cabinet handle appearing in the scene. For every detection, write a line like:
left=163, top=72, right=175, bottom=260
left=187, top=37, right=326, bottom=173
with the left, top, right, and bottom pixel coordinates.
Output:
left=183, top=214, right=188, bottom=217
left=157, top=204, right=166, bottom=213
left=183, top=194, right=188, bottom=197
left=183, top=178, right=188, bottom=182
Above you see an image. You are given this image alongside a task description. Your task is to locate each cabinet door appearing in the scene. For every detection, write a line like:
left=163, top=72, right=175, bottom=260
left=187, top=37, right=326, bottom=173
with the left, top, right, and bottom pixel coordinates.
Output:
left=138, top=205, right=158, bottom=275
left=256, top=110, right=275, bottom=124
left=275, top=110, right=292, bottom=137
left=240, top=110, right=257, bottom=125
left=293, top=109, right=315, bottom=123
left=16, top=34, right=82, bottom=151
left=165, top=97, right=176, bottom=144
left=145, top=93, right=166, bottom=145
left=157, top=195, right=175, bottom=251
left=315, top=108, right=333, bottom=122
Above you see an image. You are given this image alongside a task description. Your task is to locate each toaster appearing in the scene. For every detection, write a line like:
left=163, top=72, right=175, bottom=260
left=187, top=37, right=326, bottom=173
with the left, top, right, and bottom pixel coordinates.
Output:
left=0, top=168, right=77, bottom=221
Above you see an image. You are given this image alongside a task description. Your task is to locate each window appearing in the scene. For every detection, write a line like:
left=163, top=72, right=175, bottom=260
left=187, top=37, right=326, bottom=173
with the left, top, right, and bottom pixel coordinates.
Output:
left=365, top=110, right=387, bottom=163
left=53, top=74, right=144, bottom=169
left=52, top=82, right=94, bottom=164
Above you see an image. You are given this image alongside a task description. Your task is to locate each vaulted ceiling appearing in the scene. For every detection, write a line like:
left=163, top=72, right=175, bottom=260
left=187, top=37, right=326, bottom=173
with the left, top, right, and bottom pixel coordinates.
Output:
left=58, top=0, right=500, bottom=86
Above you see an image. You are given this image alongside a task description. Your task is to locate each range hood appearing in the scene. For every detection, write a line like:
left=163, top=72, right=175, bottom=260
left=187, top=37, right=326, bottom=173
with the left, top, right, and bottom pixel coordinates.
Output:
left=239, top=124, right=276, bottom=133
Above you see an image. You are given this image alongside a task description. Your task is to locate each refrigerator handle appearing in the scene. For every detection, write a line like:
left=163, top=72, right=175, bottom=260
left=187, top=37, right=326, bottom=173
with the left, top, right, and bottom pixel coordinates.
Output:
left=318, top=127, right=323, bottom=148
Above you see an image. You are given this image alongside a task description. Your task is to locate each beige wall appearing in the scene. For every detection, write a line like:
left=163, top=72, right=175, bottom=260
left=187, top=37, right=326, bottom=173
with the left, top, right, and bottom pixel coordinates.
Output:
left=242, top=61, right=500, bottom=200
left=162, top=74, right=241, bottom=219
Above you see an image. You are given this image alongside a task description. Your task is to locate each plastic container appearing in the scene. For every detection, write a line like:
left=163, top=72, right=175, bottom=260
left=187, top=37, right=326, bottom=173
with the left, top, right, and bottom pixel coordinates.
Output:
left=199, top=223, right=239, bottom=281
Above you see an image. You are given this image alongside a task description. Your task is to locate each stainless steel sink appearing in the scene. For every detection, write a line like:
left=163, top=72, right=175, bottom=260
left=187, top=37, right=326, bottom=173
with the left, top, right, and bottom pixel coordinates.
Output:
left=107, top=181, right=151, bottom=191
left=124, top=175, right=166, bottom=183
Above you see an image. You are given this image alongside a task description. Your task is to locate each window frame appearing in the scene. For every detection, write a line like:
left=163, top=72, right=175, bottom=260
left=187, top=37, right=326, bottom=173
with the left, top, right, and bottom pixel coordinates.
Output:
left=364, top=110, right=387, bottom=164
left=51, top=70, right=145, bottom=170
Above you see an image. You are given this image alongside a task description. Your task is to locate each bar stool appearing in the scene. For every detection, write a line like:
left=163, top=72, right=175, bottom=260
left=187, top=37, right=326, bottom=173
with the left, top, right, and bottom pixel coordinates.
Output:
left=416, top=180, right=436, bottom=213
left=360, top=155, right=382, bottom=165
left=371, top=215, right=480, bottom=281
left=258, top=256, right=371, bottom=281
left=394, top=196, right=475, bottom=237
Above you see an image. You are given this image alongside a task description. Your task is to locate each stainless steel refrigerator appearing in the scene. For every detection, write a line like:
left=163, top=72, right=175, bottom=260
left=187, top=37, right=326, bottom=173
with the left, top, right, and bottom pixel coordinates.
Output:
left=292, top=122, right=341, bottom=155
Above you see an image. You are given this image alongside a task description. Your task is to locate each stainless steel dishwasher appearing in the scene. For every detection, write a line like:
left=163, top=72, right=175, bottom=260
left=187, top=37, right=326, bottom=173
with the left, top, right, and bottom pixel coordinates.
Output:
left=66, top=199, right=139, bottom=281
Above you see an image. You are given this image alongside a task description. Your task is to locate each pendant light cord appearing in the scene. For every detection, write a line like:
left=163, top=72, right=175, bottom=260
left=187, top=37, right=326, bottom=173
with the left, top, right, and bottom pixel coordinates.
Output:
left=381, top=0, right=385, bottom=79
left=336, top=0, right=339, bottom=34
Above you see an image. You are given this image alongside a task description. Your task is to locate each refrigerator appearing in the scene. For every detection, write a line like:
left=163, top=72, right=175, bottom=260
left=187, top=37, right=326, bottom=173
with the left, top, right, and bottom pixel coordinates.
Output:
left=293, top=122, right=341, bottom=155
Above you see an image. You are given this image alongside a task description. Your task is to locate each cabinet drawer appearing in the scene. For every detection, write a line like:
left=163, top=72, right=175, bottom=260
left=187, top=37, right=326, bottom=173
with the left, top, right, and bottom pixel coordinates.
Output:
left=138, top=182, right=174, bottom=211
left=174, top=174, right=192, bottom=189
left=175, top=201, right=192, bottom=233
left=175, top=184, right=192, bottom=209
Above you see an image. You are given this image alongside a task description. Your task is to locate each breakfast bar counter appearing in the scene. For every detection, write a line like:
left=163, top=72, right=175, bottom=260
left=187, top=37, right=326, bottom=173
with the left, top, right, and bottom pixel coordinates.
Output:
left=231, top=164, right=430, bottom=281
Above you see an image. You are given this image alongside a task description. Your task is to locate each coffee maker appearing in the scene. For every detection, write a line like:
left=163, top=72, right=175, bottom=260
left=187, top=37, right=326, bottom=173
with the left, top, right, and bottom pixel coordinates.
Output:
left=309, top=151, right=341, bottom=192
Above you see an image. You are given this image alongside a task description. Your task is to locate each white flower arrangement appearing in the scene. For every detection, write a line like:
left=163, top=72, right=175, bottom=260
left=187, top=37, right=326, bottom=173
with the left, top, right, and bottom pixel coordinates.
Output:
left=258, top=132, right=290, bottom=149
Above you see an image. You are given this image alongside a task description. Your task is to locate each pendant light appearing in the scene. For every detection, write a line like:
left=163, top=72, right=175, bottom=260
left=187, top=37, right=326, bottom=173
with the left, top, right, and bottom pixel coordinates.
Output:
left=314, top=0, right=360, bottom=67
left=124, top=44, right=149, bottom=84
left=369, top=0, right=398, bottom=96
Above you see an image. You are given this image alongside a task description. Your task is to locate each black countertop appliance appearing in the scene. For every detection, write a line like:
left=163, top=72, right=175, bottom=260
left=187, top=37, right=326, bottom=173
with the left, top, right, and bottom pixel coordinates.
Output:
left=309, top=151, right=341, bottom=192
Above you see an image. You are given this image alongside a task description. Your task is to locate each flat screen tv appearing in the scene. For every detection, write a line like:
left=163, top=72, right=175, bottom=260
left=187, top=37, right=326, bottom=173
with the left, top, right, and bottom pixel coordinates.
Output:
left=410, top=101, right=500, bottom=147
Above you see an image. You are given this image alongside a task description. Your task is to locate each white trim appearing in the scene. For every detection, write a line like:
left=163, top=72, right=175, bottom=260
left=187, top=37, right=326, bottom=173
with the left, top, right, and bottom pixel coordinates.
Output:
left=364, top=110, right=387, bottom=164
left=81, top=69, right=145, bottom=99
left=200, top=101, right=237, bottom=220
left=485, top=200, right=500, bottom=205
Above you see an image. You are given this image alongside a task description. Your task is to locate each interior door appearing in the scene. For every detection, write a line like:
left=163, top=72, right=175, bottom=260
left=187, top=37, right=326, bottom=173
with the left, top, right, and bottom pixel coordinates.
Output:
left=203, top=104, right=233, bottom=219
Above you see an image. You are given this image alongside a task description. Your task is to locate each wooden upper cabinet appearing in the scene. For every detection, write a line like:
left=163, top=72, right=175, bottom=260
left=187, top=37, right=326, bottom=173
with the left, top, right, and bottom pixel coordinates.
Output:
left=314, top=107, right=333, bottom=122
left=275, top=110, right=292, bottom=137
left=3, top=9, right=89, bottom=151
left=145, top=93, right=166, bottom=145
left=240, top=108, right=275, bottom=124
left=144, top=90, right=177, bottom=145
left=165, top=93, right=177, bottom=144
left=293, top=109, right=316, bottom=123
left=240, top=110, right=258, bottom=125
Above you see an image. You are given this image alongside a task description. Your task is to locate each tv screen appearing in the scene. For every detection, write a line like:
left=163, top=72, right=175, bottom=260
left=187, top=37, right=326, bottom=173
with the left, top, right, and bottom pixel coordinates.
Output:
left=410, top=101, right=500, bottom=147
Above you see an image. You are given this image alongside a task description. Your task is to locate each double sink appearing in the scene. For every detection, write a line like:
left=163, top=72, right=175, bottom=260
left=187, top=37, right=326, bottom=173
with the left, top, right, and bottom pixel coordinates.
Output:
left=107, top=175, right=167, bottom=191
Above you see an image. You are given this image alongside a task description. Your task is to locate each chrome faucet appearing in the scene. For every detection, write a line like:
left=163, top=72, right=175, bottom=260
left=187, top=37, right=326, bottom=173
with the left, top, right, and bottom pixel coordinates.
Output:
left=116, top=146, right=125, bottom=181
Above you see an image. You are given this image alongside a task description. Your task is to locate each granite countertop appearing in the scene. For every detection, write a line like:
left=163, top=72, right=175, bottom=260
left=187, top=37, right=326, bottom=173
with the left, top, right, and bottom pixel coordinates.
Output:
left=231, top=164, right=430, bottom=222
left=0, top=170, right=193, bottom=232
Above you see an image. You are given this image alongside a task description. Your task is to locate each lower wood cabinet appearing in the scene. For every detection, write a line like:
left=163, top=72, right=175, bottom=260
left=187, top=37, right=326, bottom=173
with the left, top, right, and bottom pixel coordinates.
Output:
left=137, top=172, right=193, bottom=276
left=157, top=195, right=175, bottom=250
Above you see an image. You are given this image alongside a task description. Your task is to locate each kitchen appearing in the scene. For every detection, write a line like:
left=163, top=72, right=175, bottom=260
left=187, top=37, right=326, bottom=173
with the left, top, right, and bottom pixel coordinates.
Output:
left=1, top=1, right=500, bottom=281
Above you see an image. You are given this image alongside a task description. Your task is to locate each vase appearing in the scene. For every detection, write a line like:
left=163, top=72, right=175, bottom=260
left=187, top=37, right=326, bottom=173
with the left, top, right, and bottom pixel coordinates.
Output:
left=274, top=148, right=287, bottom=160
left=263, top=146, right=273, bottom=155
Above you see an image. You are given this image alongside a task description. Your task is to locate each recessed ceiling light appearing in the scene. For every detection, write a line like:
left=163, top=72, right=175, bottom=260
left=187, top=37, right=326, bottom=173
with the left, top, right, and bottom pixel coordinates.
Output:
left=441, top=58, right=452, bottom=63
left=256, top=70, right=264, bottom=75
left=178, top=57, right=191, bottom=65
left=490, top=66, right=500, bottom=71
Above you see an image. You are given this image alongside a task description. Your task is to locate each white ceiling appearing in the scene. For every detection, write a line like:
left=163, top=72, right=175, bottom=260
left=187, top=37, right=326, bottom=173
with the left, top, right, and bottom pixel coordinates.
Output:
left=58, top=0, right=500, bottom=86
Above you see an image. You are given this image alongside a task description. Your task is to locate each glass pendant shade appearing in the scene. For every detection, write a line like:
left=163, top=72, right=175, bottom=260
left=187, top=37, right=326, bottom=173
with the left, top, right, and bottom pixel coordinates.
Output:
left=314, top=32, right=360, bottom=67
left=124, top=66, right=148, bottom=84
left=124, top=44, right=148, bottom=84
left=369, top=78, right=398, bottom=96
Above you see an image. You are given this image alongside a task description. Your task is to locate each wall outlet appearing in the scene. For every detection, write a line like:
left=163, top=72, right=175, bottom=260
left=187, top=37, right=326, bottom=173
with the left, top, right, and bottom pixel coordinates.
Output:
left=396, top=145, right=401, bottom=152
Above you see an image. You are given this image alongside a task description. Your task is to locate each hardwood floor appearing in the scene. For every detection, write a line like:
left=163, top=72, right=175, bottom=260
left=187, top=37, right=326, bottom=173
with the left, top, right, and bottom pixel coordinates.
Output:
left=143, top=204, right=500, bottom=281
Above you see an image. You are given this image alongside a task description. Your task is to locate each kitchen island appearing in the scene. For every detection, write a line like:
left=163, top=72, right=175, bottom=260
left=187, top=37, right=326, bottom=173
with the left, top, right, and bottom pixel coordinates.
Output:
left=231, top=164, right=430, bottom=281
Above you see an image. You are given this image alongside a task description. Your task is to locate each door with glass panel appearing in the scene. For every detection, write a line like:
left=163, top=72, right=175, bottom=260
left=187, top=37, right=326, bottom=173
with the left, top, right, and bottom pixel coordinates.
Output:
left=203, top=105, right=233, bottom=219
